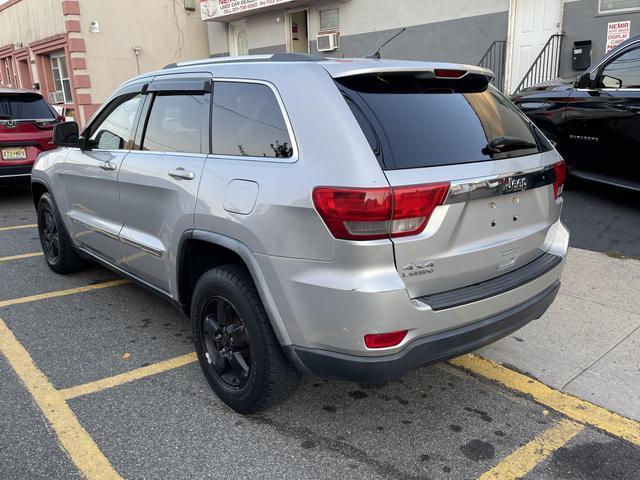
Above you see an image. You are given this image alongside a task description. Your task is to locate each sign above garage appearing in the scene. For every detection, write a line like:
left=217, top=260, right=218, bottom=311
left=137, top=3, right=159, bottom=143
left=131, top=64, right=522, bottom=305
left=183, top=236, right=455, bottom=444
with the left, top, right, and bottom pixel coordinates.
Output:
left=200, top=0, right=295, bottom=20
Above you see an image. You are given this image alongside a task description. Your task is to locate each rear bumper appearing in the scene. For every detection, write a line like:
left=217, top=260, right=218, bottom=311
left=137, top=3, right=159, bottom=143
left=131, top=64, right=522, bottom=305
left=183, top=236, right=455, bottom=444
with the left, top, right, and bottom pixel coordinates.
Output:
left=288, top=281, right=560, bottom=382
left=0, top=164, right=33, bottom=178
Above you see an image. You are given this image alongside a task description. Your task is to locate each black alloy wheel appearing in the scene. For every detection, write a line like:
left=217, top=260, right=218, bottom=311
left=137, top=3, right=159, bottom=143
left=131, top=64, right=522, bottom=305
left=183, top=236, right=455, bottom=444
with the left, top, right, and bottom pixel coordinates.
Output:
left=201, top=296, right=252, bottom=388
left=40, top=206, right=60, bottom=262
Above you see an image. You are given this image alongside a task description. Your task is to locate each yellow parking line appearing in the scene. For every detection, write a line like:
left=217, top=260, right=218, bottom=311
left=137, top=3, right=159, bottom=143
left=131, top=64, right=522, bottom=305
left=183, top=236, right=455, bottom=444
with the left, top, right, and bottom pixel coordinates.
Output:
left=478, top=419, right=584, bottom=480
left=60, top=352, right=198, bottom=400
left=0, top=252, right=43, bottom=263
left=451, top=354, right=640, bottom=446
left=0, top=318, right=122, bottom=479
left=0, top=224, right=37, bottom=232
left=0, top=279, right=130, bottom=309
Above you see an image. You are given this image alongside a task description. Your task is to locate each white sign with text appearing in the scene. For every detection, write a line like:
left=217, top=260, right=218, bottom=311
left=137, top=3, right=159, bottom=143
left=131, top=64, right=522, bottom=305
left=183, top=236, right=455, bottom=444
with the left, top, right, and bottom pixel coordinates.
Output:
left=606, top=21, right=631, bottom=52
left=201, top=0, right=294, bottom=20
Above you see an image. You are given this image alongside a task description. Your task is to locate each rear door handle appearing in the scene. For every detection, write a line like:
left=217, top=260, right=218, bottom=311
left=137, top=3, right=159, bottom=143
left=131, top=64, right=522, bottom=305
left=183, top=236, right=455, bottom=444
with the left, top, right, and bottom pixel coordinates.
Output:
left=168, top=168, right=195, bottom=180
left=97, top=161, right=117, bottom=171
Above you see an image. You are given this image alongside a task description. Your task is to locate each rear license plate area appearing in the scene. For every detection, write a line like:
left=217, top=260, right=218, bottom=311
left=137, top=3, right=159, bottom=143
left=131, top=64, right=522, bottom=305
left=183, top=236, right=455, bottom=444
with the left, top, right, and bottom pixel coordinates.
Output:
left=1, top=147, right=27, bottom=161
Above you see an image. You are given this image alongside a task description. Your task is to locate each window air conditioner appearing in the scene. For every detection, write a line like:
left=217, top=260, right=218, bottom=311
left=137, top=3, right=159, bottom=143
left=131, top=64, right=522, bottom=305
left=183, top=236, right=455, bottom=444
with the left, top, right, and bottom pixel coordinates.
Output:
left=316, top=33, right=339, bottom=52
left=49, top=91, right=65, bottom=104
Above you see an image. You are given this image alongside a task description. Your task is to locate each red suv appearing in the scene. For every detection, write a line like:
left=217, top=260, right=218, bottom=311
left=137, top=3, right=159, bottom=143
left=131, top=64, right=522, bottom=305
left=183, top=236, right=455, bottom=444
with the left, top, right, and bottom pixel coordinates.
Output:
left=0, top=88, right=62, bottom=181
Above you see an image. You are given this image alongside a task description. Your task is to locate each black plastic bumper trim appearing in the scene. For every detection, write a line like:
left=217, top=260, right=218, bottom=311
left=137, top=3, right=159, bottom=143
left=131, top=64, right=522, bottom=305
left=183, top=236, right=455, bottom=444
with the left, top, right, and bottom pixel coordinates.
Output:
left=418, top=253, right=562, bottom=311
left=0, top=164, right=32, bottom=177
left=288, top=281, right=560, bottom=383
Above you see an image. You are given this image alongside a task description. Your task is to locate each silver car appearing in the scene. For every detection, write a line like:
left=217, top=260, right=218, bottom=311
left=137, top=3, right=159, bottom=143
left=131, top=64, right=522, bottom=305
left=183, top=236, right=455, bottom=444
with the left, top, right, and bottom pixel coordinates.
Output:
left=32, top=54, right=568, bottom=413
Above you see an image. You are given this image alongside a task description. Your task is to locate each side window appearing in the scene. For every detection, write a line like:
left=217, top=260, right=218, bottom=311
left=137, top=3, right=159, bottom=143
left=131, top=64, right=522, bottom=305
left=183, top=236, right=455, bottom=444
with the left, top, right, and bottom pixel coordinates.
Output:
left=212, top=82, right=293, bottom=158
left=599, top=47, right=640, bottom=89
left=88, top=94, right=142, bottom=150
left=142, top=94, right=206, bottom=153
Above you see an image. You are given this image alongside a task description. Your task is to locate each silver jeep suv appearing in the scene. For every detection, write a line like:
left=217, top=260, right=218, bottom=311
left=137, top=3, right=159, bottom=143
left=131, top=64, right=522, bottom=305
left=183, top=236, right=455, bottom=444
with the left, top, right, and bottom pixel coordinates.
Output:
left=32, top=54, right=568, bottom=413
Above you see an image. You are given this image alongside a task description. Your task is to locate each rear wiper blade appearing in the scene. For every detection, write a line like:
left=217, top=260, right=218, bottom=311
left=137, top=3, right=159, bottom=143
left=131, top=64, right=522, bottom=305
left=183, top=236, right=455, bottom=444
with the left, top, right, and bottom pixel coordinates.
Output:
left=482, top=136, right=537, bottom=155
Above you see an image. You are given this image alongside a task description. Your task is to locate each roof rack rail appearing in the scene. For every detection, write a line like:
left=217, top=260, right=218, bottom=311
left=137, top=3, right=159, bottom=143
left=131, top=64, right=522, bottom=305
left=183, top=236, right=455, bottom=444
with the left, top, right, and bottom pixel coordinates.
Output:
left=163, top=53, right=325, bottom=70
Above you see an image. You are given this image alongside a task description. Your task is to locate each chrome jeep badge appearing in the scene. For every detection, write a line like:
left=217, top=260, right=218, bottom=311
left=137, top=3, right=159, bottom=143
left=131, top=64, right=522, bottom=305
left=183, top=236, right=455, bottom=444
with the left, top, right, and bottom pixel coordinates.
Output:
left=504, top=177, right=527, bottom=193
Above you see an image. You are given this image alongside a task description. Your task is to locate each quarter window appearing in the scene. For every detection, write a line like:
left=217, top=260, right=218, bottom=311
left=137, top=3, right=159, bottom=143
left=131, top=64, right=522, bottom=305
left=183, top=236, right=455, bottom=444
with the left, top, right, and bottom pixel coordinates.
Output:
left=141, top=94, right=206, bottom=154
left=599, top=47, right=640, bottom=88
left=88, top=94, right=142, bottom=150
left=212, top=82, right=293, bottom=159
left=599, top=0, right=640, bottom=13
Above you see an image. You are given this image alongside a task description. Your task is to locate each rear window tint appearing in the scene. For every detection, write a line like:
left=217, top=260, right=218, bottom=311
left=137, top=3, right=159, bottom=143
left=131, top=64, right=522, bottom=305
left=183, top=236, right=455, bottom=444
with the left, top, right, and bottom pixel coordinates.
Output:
left=338, top=74, right=545, bottom=170
left=0, top=94, right=55, bottom=121
left=212, top=82, right=293, bottom=159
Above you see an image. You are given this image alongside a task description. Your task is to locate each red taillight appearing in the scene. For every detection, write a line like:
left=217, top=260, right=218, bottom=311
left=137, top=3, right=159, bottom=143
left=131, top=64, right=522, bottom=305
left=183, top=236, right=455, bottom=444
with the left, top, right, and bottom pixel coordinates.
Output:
left=391, top=183, right=450, bottom=238
left=312, top=187, right=392, bottom=240
left=312, top=183, right=450, bottom=241
left=364, top=330, right=408, bottom=349
left=552, top=160, right=566, bottom=199
left=434, top=69, right=466, bottom=79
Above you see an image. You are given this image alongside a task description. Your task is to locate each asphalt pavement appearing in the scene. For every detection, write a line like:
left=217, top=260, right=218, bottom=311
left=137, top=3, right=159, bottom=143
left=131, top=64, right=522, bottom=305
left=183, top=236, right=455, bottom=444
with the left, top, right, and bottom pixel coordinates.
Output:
left=1, top=181, right=639, bottom=479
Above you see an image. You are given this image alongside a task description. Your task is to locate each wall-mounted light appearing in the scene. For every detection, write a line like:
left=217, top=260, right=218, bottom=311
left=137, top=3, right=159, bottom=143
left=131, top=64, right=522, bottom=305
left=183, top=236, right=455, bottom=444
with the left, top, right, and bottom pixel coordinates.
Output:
left=89, top=21, right=100, bottom=33
left=14, top=42, right=23, bottom=49
left=132, top=46, right=142, bottom=75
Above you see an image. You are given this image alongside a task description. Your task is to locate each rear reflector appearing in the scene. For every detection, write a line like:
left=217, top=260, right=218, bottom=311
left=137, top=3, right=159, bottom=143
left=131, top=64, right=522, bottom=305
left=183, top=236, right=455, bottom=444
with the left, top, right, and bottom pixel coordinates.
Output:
left=552, top=159, right=566, bottom=199
left=312, top=183, right=449, bottom=241
left=434, top=69, right=466, bottom=79
left=364, top=330, right=408, bottom=349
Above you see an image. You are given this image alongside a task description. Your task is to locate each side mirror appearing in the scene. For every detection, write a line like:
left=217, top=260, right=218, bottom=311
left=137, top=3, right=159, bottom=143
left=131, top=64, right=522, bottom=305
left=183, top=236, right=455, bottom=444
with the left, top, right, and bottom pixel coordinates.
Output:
left=575, top=72, right=593, bottom=89
left=600, top=75, right=622, bottom=89
left=52, top=121, right=80, bottom=147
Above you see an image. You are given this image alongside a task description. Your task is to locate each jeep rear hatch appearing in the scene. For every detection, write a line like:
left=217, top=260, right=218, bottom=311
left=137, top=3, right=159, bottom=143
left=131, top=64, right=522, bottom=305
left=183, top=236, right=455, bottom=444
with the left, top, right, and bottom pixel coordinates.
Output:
left=331, top=67, right=564, bottom=298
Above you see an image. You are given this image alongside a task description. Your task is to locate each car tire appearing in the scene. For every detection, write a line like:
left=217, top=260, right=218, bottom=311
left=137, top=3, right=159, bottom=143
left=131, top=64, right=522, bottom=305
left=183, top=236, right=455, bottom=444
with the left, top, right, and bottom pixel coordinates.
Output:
left=192, top=264, right=300, bottom=413
left=36, top=192, right=87, bottom=274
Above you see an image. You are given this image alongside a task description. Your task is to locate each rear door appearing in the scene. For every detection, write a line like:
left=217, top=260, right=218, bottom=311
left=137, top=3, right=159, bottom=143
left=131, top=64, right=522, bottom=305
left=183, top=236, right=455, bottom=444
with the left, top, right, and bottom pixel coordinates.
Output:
left=117, top=74, right=210, bottom=293
left=338, top=71, right=563, bottom=298
left=62, top=84, right=145, bottom=262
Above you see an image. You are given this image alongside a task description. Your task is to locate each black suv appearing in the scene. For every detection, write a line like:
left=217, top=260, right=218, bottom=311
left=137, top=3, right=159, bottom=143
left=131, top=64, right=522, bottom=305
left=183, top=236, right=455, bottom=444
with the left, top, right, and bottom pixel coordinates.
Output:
left=512, top=35, right=640, bottom=192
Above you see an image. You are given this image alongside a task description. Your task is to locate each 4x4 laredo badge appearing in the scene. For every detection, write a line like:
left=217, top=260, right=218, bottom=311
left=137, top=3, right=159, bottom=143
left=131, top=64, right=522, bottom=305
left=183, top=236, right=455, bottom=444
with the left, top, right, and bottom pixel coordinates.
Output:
left=402, top=261, right=435, bottom=277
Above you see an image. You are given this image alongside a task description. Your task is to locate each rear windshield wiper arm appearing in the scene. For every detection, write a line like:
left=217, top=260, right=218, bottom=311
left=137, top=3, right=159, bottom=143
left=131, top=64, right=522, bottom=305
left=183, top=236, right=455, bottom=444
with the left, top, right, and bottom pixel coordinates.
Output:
left=482, top=136, right=537, bottom=155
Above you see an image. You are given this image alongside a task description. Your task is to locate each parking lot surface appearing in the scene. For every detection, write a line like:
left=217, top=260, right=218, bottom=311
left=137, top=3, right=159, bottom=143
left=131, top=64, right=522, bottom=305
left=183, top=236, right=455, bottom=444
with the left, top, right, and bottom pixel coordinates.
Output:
left=1, top=183, right=639, bottom=479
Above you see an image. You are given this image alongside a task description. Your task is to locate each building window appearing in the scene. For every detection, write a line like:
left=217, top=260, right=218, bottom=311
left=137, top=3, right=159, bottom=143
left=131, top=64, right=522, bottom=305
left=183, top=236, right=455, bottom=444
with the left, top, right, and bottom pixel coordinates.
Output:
left=319, top=7, right=339, bottom=32
left=2, top=58, right=12, bottom=86
left=49, top=52, right=72, bottom=104
left=599, top=0, right=640, bottom=13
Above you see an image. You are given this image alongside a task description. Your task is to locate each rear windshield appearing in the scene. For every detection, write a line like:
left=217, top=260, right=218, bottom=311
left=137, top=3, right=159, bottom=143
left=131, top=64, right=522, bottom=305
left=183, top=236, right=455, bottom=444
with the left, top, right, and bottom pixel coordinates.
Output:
left=0, top=94, right=55, bottom=121
left=337, top=73, right=548, bottom=170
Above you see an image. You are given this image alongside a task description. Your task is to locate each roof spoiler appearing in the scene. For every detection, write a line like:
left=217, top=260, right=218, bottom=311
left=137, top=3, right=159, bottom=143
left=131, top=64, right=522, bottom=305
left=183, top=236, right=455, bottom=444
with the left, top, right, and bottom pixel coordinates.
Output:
left=334, top=68, right=494, bottom=94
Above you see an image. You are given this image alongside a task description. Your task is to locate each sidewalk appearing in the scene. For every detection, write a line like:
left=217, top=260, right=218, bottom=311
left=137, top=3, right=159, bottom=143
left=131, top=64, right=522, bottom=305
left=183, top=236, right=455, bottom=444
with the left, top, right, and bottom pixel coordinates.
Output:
left=480, top=247, right=640, bottom=421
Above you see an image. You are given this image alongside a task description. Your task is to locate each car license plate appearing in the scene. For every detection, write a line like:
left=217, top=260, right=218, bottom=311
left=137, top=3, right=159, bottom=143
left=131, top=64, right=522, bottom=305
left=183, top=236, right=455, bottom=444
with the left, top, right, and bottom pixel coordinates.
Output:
left=1, top=147, right=27, bottom=161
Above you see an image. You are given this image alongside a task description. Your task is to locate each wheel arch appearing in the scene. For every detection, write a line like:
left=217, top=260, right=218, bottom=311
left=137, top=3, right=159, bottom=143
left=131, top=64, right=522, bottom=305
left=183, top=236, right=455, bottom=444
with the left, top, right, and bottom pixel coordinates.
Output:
left=31, top=178, right=50, bottom=209
left=176, top=230, right=292, bottom=346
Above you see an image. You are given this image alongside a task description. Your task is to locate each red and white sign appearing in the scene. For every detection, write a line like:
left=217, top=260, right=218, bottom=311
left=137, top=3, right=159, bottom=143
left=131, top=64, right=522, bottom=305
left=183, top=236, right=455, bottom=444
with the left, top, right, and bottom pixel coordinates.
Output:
left=201, top=0, right=294, bottom=20
left=606, top=21, right=631, bottom=52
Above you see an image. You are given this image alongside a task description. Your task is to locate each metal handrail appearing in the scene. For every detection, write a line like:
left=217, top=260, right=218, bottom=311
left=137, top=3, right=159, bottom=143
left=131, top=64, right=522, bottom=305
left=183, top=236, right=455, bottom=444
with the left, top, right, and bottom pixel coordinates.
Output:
left=513, top=34, right=565, bottom=94
left=478, top=40, right=507, bottom=92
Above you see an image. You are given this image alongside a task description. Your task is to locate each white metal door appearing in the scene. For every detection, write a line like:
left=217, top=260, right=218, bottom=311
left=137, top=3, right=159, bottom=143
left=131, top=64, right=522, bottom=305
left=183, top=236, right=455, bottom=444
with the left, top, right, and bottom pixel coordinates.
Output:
left=508, top=0, right=563, bottom=93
